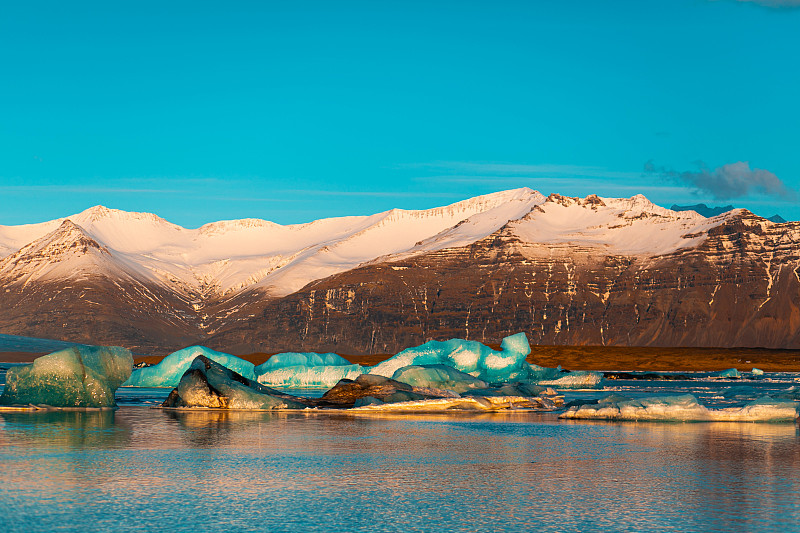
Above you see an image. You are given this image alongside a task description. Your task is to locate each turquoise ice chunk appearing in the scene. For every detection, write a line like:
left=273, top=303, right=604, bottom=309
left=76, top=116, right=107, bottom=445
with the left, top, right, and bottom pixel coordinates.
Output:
left=715, top=368, right=741, bottom=378
left=257, top=352, right=353, bottom=370
left=255, top=363, right=364, bottom=388
left=253, top=351, right=363, bottom=388
left=391, top=364, right=488, bottom=393
left=368, top=332, right=533, bottom=384
left=0, top=346, right=132, bottom=408
left=123, top=346, right=255, bottom=387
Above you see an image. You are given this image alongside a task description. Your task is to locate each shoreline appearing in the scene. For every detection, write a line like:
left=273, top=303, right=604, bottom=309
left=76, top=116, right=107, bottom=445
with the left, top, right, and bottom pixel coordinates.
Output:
left=3, top=346, right=800, bottom=372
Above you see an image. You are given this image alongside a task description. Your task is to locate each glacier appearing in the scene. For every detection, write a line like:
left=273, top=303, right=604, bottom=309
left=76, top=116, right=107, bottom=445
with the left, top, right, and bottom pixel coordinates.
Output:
left=124, top=346, right=255, bottom=387
left=162, top=356, right=309, bottom=410
left=254, top=352, right=363, bottom=388
left=0, top=346, right=132, bottom=408
left=368, top=332, right=534, bottom=383
left=560, top=393, right=799, bottom=422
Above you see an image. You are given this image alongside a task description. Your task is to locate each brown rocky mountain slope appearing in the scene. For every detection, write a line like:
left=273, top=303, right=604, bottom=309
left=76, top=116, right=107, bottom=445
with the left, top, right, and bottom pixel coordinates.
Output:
left=0, top=193, right=798, bottom=354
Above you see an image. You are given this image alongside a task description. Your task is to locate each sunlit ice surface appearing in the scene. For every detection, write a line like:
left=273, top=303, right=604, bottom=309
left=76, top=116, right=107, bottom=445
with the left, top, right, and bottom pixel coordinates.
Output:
left=1, top=405, right=799, bottom=532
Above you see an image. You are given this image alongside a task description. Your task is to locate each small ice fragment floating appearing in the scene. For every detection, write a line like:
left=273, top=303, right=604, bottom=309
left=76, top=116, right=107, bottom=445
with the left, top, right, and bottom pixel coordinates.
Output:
left=751, top=368, right=764, bottom=376
left=254, top=352, right=363, bottom=388
left=0, top=346, right=132, bottom=409
left=714, top=368, right=741, bottom=379
left=124, top=346, right=256, bottom=387
left=539, top=370, right=604, bottom=389
left=560, top=394, right=799, bottom=422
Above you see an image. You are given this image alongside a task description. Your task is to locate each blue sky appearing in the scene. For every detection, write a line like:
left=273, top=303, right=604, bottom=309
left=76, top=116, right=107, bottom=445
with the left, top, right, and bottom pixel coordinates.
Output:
left=1, top=0, right=798, bottom=226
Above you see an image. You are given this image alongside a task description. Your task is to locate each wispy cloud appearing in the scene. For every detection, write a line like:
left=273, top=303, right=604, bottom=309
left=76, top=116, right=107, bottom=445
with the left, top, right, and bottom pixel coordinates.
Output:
left=645, top=160, right=796, bottom=201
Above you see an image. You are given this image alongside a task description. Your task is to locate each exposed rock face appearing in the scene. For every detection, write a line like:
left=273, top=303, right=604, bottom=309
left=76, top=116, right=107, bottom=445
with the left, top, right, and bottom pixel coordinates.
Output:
left=209, top=211, right=800, bottom=353
left=1, top=192, right=799, bottom=353
left=0, top=221, right=203, bottom=352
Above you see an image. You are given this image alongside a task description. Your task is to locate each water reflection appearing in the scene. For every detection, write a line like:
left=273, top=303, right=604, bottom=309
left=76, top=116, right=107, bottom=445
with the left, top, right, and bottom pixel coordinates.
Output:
left=163, top=409, right=285, bottom=448
left=1, top=408, right=799, bottom=532
left=0, top=410, right=131, bottom=449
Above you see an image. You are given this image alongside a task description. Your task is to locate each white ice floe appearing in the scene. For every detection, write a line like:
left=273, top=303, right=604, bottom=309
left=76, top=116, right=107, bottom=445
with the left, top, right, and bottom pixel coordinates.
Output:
left=560, top=394, right=799, bottom=422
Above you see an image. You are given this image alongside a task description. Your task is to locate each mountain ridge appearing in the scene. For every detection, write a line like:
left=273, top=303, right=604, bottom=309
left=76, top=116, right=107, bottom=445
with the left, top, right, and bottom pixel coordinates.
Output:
left=1, top=189, right=798, bottom=353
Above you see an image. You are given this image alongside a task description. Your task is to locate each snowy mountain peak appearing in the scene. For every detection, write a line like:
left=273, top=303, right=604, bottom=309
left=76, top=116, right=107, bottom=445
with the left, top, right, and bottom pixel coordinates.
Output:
left=0, top=220, right=114, bottom=283
left=198, top=218, right=282, bottom=235
left=25, top=219, right=106, bottom=256
left=71, top=205, right=179, bottom=229
left=0, top=188, right=759, bottom=298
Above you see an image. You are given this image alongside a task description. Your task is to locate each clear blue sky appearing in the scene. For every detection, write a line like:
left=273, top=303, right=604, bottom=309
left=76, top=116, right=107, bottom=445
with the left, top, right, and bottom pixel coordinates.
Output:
left=1, top=0, right=798, bottom=226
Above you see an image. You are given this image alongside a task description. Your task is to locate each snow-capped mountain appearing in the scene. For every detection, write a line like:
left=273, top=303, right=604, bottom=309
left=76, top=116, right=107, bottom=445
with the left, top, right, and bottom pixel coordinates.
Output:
left=1, top=188, right=798, bottom=353
left=0, top=187, right=544, bottom=297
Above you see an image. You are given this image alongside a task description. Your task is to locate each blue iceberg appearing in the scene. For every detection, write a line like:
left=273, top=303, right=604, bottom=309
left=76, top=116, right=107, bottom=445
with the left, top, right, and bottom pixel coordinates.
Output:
left=715, top=368, right=741, bottom=379
left=124, top=346, right=255, bottom=388
left=0, top=346, right=133, bottom=408
left=368, top=332, right=533, bottom=383
left=391, top=364, right=489, bottom=393
left=254, top=352, right=363, bottom=388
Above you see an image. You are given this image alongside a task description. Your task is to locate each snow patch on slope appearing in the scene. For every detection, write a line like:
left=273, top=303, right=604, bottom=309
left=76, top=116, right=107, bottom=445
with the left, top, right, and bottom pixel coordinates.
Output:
left=506, top=194, right=722, bottom=255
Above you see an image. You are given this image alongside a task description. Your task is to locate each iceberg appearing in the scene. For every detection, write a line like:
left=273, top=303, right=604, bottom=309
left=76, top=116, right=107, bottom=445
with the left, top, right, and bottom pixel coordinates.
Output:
left=368, top=332, right=534, bottom=383
left=124, top=346, right=256, bottom=388
left=714, top=368, right=741, bottom=379
left=162, top=356, right=309, bottom=410
left=538, top=370, right=604, bottom=389
left=257, top=352, right=353, bottom=370
left=254, top=352, right=363, bottom=388
left=319, top=374, right=437, bottom=408
left=0, top=346, right=132, bottom=409
left=350, top=395, right=560, bottom=412
left=560, top=394, right=799, bottom=422
left=391, top=364, right=489, bottom=393
left=751, top=368, right=764, bottom=376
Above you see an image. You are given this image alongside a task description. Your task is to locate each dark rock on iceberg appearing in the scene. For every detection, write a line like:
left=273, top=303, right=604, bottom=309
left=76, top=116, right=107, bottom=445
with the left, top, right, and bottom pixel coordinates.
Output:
left=319, top=374, right=439, bottom=408
left=161, top=356, right=311, bottom=410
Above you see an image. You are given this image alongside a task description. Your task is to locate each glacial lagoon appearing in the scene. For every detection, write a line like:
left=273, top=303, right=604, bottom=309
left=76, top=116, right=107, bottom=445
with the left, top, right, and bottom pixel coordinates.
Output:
left=2, top=363, right=800, bottom=533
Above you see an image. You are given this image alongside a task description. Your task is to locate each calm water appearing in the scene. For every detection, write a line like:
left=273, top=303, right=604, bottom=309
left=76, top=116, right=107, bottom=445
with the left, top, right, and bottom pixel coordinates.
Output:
left=2, top=364, right=800, bottom=532
left=1, top=407, right=799, bottom=532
